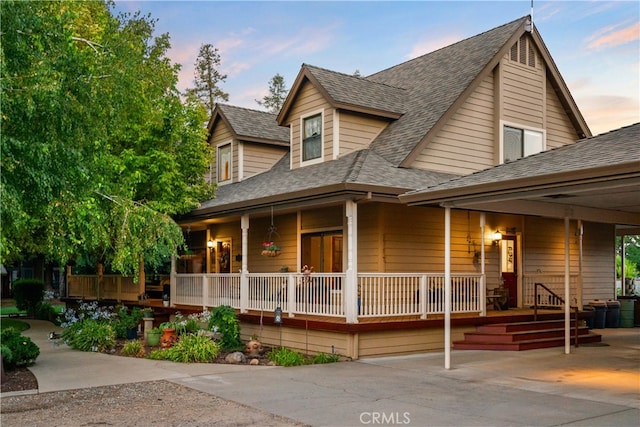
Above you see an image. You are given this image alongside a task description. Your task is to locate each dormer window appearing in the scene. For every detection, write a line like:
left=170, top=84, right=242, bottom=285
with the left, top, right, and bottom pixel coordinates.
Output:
left=217, top=143, right=232, bottom=184
left=302, top=113, right=322, bottom=163
left=503, top=124, right=544, bottom=163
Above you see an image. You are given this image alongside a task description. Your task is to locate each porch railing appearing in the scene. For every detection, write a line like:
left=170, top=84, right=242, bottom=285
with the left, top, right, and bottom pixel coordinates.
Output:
left=523, top=274, right=579, bottom=308
left=67, top=271, right=484, bottom=321
left=358, top=273, right=482, bottom=317
left=67, top=275, right=137, bottom=301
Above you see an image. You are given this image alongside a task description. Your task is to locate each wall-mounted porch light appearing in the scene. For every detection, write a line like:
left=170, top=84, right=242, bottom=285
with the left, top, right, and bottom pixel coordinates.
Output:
left=207, top=239, right=215, bottom=252
left=491, top=230, right=503, bottom=246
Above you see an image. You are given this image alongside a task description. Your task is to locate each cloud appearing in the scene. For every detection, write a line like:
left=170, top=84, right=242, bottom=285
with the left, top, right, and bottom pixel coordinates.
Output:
left=406, top=34, right=463, bottom=60
left=587, top=22, right=640, bottom=50
left=578, top=95, right=640, bottom=135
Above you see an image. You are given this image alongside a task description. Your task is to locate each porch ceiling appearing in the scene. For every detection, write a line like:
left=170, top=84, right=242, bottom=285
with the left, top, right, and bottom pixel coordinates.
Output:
left=400, top=123, right=640, bottom=227
left=436, top=172, right=640, bottom=226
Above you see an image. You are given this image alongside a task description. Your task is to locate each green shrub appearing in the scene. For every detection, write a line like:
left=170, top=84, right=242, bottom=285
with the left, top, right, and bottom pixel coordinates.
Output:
left=311, top=352, right=340, bottom=364
left=35, top=302, right=58, bottom=323
left=62, top=319, right=115, bottom=352
left=1, top=344, right=14, bottom=367
left=113, top=306, right=143, bottom=339
left=209, top=305, right=242, bottom=350
left=1, top=332, right=40, bottom=368
left=12, top=278, right=45, bottom=317
left=147, top=333, right=219, bottom=363
left=268, top=347, right=306, bottom=367
left=121, top=340, right=145, bottom=357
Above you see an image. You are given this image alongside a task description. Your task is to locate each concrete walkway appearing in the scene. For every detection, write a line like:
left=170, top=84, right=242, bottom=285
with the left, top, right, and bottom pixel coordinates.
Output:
left=12, top=320, right=640, bottom=426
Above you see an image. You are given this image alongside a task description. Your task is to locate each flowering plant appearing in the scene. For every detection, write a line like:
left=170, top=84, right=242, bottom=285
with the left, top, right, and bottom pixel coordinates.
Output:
left=261, top=241, right=281, bottom=257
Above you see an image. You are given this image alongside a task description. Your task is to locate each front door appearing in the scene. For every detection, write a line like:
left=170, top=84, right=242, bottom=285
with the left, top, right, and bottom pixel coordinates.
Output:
left=301, top=232, right=343, bottom=272
left=500, top=235, right=518, bottom=308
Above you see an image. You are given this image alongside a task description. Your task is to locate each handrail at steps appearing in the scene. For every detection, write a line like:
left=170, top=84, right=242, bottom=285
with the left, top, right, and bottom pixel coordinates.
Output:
left=533, top=282, right=579, bottom=347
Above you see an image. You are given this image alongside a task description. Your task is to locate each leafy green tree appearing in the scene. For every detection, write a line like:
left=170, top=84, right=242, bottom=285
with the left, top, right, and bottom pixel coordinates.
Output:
left=188, top=43, right=229, bottom=115
left=256, top=73, right=288, bottom=113
left=1, top=1, right=214, bottom=279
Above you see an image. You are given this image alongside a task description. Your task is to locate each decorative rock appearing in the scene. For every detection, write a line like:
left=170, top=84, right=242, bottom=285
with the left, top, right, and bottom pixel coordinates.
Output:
left=249, top=358, right=260, bottom=365
left=224, top=351, right=247, bottom=364
left=245, top=340, right=263, bottom=357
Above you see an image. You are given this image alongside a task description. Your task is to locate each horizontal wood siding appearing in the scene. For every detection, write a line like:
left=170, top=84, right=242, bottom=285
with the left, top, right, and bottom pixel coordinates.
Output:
left=338, top=112, right=387, bottom=157
left=209, top=119, right=234, bottom=184
left=545, top=79, right=579, bottom=149
left=287, top=81, right=332, bottom=169
left=240, top=322, right=473, bottom=359
left=581, top=222, right=615, bottom=302
left=240, top=323, right=350, bottom=356
left=378, top=205, right=489, bottom=273
left=242, top=143, right=287, bottom=180
left=502, top=53, right=544, bottom=129
left=300, top=205, right=343, bottom=230
left=358, top=326, right=473, bottom=357
left=357, top=205, right=382, bottom=271
left=248, top=214, right=298, bottom=273
left=523, top=217, right=580, bottom=273
left=413, top=73, right=495, bottom=174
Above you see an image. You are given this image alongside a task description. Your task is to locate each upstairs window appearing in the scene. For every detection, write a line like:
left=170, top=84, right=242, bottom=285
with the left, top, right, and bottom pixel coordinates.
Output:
left=503, top=125, right=544, bottom=163
left=302, top=113, right=322, bottom=162
left=217, top=143, right=231, bottom=183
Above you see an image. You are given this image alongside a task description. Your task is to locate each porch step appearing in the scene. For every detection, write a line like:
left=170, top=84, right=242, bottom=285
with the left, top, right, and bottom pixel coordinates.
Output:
left=454, top=320, right=602, bottom=351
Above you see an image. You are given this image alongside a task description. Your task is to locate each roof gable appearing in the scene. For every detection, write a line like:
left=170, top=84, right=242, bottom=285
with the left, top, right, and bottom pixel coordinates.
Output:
left=210, top=104, right=289, bottom=146
left=277, top=64, right=407, bottom=125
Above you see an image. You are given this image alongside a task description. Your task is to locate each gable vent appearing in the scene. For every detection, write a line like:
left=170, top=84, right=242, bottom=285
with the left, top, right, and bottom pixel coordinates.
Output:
left=510, top=35, right=536, bottom=68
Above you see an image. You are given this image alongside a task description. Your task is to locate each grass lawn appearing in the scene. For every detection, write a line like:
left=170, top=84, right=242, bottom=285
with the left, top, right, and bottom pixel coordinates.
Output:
left=0, top=301, right=66, bottom=317
left=0, top=317, right=30, bottom=332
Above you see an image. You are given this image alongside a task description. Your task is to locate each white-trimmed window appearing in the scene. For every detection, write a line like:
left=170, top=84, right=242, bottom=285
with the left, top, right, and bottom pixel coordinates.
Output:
left=503, top=125, right=544, bottom=163
left=302, top=112, right=322, bottom=164
left=217, top=143, right=232, bottom=184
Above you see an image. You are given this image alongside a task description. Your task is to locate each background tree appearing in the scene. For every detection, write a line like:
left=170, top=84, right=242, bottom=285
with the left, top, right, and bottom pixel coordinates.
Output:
left=1, top=0, right=214, bottom=279
left=256, top=73, right=288, bottom=113
left=189, top=43, right=229, bottom=115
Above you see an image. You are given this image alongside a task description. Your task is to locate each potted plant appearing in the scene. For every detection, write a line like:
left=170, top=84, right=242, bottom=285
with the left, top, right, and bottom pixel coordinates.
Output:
left=162, top=293, right=170, bottom=307
left=261, top=241, right=281, bottom=257
left=146, top=327, right=162, bottom=346
left=142, top=308, right=154, bottom=319
left=118, top=306, right=143, bottom=340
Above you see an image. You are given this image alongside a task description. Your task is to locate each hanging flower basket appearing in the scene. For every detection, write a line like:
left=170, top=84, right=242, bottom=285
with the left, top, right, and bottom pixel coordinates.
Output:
left=261, top=241, right=281, bottom=257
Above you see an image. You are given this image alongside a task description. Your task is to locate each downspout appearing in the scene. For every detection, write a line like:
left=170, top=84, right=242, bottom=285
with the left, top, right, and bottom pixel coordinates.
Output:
left=564, top=217, right=571, bottom=354
left=444, top=206, right=452, bottom=370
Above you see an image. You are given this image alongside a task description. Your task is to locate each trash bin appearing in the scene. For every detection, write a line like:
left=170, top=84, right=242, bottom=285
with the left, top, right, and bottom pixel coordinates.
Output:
left=582, top=305, right=595, bottom=329
left=605, top=300, right=620, bottom=328
left=619, top=298, right=635, bottom=328
left=589, top=300, right=607, bottom=329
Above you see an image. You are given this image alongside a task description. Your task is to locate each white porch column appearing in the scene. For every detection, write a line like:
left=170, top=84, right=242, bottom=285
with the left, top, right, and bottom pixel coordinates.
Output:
left=480, top=213, right=487, bottom=316
left=240, top=214, right=249, bottom=313
left=444, top=206, right=452, bottom=370
left=564, top=217, right=571, bottom=354
left=345, top=200, right=358, bottom=323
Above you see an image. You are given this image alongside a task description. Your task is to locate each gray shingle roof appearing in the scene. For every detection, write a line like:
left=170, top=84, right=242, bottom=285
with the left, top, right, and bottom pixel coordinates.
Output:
left=366, top=16, right=528, bottom=165
left=405, top=122, right=640, bottom=195
left=216, top=104, right=289, bottom=144
left=193, top=149, right=457, bottom=214
left=303, top=65, right=407, bottom=116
